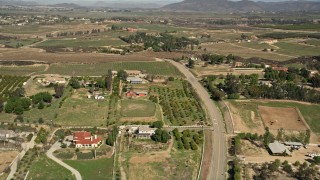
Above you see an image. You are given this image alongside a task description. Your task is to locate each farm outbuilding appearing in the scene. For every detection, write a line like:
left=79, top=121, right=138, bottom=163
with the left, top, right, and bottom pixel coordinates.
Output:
left=127, top=77, right=143, bottom=84
left=268, top=141, right=291, bottom=155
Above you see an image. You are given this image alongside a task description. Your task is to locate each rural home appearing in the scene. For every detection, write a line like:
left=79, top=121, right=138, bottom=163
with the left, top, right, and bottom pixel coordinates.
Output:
left=136, top=126, right=156, bottom=139
left=126, top=91, right=148, bottom=97
left=72, top=131, right=102, bottom=148
left=261, top=39, right=278, bottom=44
left=284, top=141, right=303, bottom=150
left=127, top=77, right=144, bottom=84
left=39, top=75, right=66, bottom=86
left=268, top=141, right=290, bottom=156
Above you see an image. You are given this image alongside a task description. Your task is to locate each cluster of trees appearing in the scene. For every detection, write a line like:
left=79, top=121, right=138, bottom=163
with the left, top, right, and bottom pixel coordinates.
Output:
left=120, top=32, right=198, bottom=52
left=50, top=29, right=103, bottom=37
left=202, top=71, right=320, bottom=103
left=151, top=129, right=170, bottom=143
left=254, top=160, right=319, bottom=179
left=35, top=127, right=49, bottom=144
left=172, top=128, right=202, bottom=150
left=276, top=128, right=311, bottom=145
left=200, top=53, right=235, bottom=65
left=151, top=121, right=163, bottom=129
left=31, top=92, right=52, bottom=108
left=106, top=126, right=119, bottom=146
left=5, top=97, right=31, bottom=115
left=258, top=32, right=320, bottom=40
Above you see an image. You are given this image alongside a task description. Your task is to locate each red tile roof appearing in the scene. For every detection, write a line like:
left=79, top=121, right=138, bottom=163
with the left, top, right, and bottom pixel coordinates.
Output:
left=73, top=131, right=102, bottom=145
left=73, top=131, right=91, bottom=140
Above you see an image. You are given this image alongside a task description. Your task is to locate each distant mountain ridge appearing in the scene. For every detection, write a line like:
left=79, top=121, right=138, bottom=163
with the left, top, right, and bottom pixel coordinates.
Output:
left=163, top=0, right=320, bottom=12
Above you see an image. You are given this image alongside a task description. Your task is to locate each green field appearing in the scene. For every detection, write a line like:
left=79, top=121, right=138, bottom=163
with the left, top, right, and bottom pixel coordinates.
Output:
left=64, top=157, right=114, bottom=180
left=201, top=43, right=291, bottom=61
left=27, top=155, right=75, bottom=180
left=22, top=88, right=108, bottom=126
left=305, top=39, right=320, bottom=47
left=44, top=62, right=183, bottom=77
left=121, top=100, right=156, bottom=117
left=0, top=65, right=47, bottom=76
left=36, top=38, right=127, bottom=48
left=0, top=38, right=40, bottom=48
left=275, top=42, right=320, bottom=56
left=0, top=25, right=57, bottom=34
left=114, top=22, right=189, bottom=33
left=237, top=41, right=274, bottom=50
left=255, top=24, right=320, bottom=31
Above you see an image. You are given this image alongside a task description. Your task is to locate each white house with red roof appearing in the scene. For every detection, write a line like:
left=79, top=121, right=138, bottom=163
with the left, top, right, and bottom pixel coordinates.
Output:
left=72, top=131, right=102, bottom=148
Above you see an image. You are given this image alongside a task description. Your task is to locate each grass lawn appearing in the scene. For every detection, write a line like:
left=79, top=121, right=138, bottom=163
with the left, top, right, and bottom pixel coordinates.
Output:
left=27, top=155, right=75, bottom=180
left=0, top=65, right=47, bottom=76
left=121, top=100, right=156, bottom=117
left=275, top=42, right=320, bottom=57
left=64, top=157, right=114, bottom=180
left=44, top=61, right=183, bottom=77
left=36, top=38, right=127, bottom=48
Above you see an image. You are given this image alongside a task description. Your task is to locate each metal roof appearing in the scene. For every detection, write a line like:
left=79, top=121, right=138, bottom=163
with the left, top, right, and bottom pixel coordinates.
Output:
left=284, top=141, right=303, bottom=146
left=268, top=141, right=290, bottom=154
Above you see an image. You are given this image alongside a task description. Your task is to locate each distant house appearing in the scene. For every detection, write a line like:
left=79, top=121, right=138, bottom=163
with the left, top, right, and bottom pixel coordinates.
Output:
left=111, top=71, right=118, bottom=76
left=127, top=77, right=143, bottom=84
left=38, top=75, right=66, bottom=86
left=136, top=127, right=156, bottom=139
left=234, top=62, right=244, bottom=67
left=127, top=28, right=137, bottom=32
left=126, top=91, right=148, bottom=97
left=72, top=131, right=102, bottom=148
left=268, top=141, right=290, bottom=155
left=95, top=95, right=105, bottom=100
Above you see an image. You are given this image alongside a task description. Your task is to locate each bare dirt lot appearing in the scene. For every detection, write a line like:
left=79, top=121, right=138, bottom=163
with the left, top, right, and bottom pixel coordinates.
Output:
left=259, top=106, right=307, bottom=131
left=0, top=151, right=19, bottom=172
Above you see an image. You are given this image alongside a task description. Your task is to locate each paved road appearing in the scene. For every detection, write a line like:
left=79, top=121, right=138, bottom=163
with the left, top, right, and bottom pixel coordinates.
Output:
left=46, top=142, right=82, bottom=180
left=167, top=60, right=227, bottom=180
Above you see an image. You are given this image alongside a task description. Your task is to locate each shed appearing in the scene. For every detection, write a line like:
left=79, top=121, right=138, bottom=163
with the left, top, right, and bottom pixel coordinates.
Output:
left=268, top=141, right=290, bottom=155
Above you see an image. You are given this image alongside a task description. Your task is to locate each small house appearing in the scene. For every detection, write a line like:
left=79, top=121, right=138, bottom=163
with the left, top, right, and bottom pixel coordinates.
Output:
left=126, top=91, right=148, bottom=97
left=136, top=127, right=156, bottom=139
left=0, top=130, right=16, bottom=140
left=127, top=77, right=143, bottom=84
left=72, top=131, right=102, bottom=148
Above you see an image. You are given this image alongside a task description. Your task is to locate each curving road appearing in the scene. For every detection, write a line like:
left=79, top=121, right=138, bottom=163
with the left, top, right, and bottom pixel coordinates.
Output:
left=46, top=142, right=82, bottom=180
left=167, top=59, right=227, bottom=180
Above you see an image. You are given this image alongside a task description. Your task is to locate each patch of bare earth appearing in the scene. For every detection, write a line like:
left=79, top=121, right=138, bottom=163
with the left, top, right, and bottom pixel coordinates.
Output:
left=226, top=101, right=264, bottom=135
left=259, top=106, right=307, bottom=131
left=200, top=130, right=213, bottom=180
left=0, top=151, right=19, bottom=172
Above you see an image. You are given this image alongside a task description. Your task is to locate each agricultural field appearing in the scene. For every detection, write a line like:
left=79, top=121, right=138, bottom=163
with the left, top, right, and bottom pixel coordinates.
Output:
left=274, top=42, right=320, bottom=57
left=201, top=43, right=291, bottom=61
left=112, top=22, right=189, bottom=33
left=226, top=100, right=320, bottom=135
left=0, top=25, right=58, bottom=34
left=120, top=137, right=201, bottom=180
left=64, top=157, right=114, bottom=180
left=237, top=41, right=274, bottom=50
left=259, top=106, right=307, bottom=131
left=44, top=62, right=183, bottom=77
left=27, top=155, right=75, bottom=180
left=255, top=24, right=320, bottom=31
left=0, top=151, right=19, bottom=174
left=120, top=100, right=156, bottom=117
left=149, top=80, right=206, bottom=126
left=0, top=65, right=47, bottom=76
left=0, top=38, right=40, bottom=48
left=23, top=88, right=108, bottom=126
left=305, top=39, right=320, bottom=46
left=35, top=38, right=127, bottom=48
left=0, top=75, right=29, bottom=100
